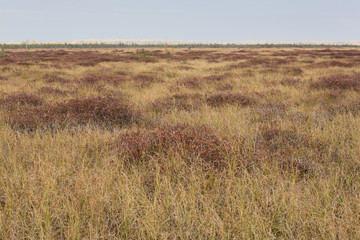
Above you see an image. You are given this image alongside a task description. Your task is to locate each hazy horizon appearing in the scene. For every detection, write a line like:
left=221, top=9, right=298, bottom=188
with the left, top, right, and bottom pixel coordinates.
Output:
left=1, top=0, right=360, bottom=43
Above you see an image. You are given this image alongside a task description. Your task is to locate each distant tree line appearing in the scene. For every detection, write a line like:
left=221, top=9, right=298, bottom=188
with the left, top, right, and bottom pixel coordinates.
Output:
left=1, top=43, right=359, bottom=49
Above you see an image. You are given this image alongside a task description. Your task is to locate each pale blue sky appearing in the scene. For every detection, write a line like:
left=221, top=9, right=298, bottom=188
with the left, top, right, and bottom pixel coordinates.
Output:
left=1, top=0, right=359, bottom=42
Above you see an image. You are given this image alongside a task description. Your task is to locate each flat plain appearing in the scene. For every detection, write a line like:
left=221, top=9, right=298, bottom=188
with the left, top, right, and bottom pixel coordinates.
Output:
left=1, top=47, right=360, bottom=239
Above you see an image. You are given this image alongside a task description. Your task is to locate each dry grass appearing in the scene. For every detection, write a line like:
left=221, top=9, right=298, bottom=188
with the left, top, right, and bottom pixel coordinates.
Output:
left=206, top=92, right=254, bottom=107
left=1, top=47, right=360, bottom=239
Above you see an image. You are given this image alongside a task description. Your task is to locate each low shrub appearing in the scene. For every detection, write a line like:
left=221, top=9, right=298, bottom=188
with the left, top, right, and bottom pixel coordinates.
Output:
left=117, top=123, right=230, bottom=170
left=6, top=96, right=138, bottom=130
left=1, top=92, right=43, bottom=108
left=132, top=73, right=161, bottom=88
left=252, top=126, right=325, bottom=176
left=177, top=77, right=202, bottom=89
left=310, top=74, right=360, bottom=90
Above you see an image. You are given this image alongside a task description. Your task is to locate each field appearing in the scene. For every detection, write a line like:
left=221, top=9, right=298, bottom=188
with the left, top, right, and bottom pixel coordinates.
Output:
left=1, top=47, right=360, bottom=239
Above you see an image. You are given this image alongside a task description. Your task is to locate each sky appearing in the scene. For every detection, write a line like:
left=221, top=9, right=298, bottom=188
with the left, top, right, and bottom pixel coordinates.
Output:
left=0, top=0, right=359, bottom=43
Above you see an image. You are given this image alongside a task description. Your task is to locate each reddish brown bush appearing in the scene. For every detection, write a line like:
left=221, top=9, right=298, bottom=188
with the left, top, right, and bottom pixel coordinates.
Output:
left=250, top=102, right=288, bottom=124
left=260, top=127, right=308, bottom=149
left=79, top=71, right=128, bottom=86
left=0, top=57, right=15, bottom=65
left=252, top=126, right=325, bottom=176
left=117, top=123, right=230, bottom=170
left=1, top=92, right=43, bottom=107
left=80, top=74, right=100, bottom=84
left=206, top=92, right=253, bottom=107
left=6, top=96, right=138, bottom=130
left=310, top=74, right=360, bottom=90
left=248, top=58, right=272, bottom=65
left=132, top=73, right=161, bottom=88
left=314, top=61, right=355, bottom=68
left=107, top=75, right=128, bottom=85
left=177, top=77, right=202, bottom=89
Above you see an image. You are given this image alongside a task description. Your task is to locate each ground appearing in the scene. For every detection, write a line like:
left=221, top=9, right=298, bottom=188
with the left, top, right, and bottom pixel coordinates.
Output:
left=0, top=47, right=360, bottom=239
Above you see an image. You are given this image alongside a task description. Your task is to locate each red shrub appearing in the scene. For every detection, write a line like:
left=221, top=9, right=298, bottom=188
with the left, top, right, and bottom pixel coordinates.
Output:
left=1, top=92, right=43, bottom=107
left=117, top=123, right=230, bottom=170
left=80, top=73, right=101, bottom=84
left=177, top=77, right=202, bottom=89
left=6, top=96, right=138, bottom=130
left=250, top=102, right=288, bottom=124
left=314, top=61, right=355, bottom=68
left=310, top=74, right=360, bottom=90
left=251, top=126, right=326, bottom=176
left=132, top=73, right=161, bottom=88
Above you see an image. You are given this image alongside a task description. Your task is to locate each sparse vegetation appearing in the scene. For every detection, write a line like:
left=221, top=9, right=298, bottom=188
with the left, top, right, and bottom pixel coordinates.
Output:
left=1, top=47, right=360, bottom=239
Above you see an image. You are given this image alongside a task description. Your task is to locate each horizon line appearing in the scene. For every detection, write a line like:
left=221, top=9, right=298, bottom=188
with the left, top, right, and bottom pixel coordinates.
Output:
left=2, top=39, right=360, bottom=46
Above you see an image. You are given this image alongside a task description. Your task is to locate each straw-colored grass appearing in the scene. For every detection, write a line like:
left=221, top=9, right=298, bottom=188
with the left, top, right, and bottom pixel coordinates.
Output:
left=1, top=47, right=360, bottom=239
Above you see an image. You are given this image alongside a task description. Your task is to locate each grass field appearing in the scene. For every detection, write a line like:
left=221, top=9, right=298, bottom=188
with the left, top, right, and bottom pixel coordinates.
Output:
left=1, top=47, right=360, bottom=239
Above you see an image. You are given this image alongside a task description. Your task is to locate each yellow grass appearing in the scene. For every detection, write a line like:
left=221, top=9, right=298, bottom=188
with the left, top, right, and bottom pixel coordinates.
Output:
left=0, top=47, right=360, bottom=239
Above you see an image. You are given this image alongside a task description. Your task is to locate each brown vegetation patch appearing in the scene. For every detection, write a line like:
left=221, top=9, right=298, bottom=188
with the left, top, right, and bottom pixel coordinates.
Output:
left=0, top=57, right=15, bottom=65
left=252, top=126, right=325, bottom=176
left=132, top=73, right=161, bottom=88
left=117, top=123, right=230, bottom=170
left=310, top=74, right=360, bottom=90
left=250, top=102, right=288, bottom=124
left=1, top=92, right=43, bottom=108
left=80, top=74, right=101, bottom=84
left=206, top=92, right=254, bottom=107
left=6, top=96, right=138, bottom=130
left=177, top=77, right=202, bottom=89
left=314, top=61, right=356, bottom=68
left=80, top=71, right=128, bottom=86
